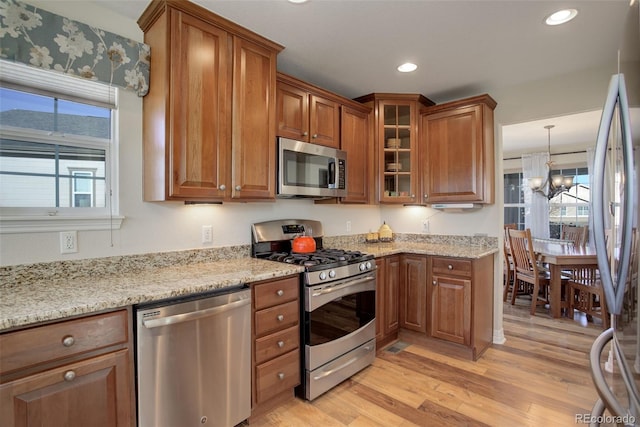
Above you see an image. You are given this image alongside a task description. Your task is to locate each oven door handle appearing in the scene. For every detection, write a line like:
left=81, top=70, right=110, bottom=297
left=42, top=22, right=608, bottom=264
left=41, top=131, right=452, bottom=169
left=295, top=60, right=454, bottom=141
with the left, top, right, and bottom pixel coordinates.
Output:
left=311, top=275, right=376, bottom=297
left=312, top=343, right=375, bottom=380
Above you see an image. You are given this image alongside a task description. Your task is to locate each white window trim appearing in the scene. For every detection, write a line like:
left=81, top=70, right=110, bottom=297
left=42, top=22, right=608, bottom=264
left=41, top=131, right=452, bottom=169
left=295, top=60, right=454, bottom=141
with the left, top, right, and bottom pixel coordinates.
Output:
left=0, top=62, right=123, bottom=233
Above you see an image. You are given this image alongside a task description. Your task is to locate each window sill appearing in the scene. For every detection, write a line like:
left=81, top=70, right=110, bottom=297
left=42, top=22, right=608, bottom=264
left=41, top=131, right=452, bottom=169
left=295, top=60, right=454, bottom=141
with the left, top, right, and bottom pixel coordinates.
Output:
left=0, top=215, right=124, bottom=234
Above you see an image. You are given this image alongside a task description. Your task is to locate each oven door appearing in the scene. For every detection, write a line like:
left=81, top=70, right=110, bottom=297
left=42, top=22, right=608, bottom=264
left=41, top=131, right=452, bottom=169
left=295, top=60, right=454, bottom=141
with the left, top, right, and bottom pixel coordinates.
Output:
left=304, top=272, right=376, bottom=371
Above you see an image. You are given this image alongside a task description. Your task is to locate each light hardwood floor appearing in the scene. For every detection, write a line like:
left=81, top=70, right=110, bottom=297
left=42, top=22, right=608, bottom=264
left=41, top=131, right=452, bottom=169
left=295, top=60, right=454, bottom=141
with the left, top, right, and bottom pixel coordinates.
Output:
left=249, top=299, right=637, bottom=427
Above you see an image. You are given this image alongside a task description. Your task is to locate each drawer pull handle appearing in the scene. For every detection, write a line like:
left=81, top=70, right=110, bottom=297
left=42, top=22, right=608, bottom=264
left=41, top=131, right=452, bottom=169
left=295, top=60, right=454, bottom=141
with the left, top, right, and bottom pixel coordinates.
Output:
left=276, top=314, right=284, bottom=322
left=276, top=289, right=284, bottom=297
left=62, top=335, right=75, bottom=347
left=64, top=370, right=76, bottom=382
left=277, top=372, right=285, bottom=380
left=277, top=340, right=285, bottom=348
left=448, top=265, right=453, bottom=270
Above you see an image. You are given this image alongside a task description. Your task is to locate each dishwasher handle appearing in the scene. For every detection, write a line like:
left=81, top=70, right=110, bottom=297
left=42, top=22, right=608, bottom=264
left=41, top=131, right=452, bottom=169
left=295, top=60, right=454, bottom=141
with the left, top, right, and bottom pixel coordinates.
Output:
left=142, top=296, right=250, bottom=329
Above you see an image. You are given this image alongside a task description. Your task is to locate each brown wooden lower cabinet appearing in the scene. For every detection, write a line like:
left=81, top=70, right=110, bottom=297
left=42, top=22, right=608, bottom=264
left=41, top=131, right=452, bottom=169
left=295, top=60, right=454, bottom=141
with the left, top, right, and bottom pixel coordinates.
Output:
left=250, top=275, right=301, bottom=419
left=0, top=310, right=135, bottom=427
left=375, top=253, right=494, bottom=360
left=376, top=255, right=400, bottom=348
left=399, top=254, right=428, bottom=333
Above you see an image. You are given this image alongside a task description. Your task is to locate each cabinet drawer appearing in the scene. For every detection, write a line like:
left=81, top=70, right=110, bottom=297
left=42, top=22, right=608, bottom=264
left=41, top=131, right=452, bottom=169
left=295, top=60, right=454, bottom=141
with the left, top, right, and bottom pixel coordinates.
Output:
left=0, top=310, right=128, bottom=375
left=254, top=300, right=299, bottom=337
left=255, top=325, right=299, bottom=365
left=255, top=350, right=300, bottom=404
left=254, top=276, right=299, bottom=310
left=432, top=257, right=472, bottom=278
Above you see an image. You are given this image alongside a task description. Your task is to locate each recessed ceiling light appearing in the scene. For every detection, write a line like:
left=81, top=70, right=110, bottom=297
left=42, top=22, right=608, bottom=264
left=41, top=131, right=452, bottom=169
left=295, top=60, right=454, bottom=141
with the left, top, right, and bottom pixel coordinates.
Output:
left=397, top=62, right=417, bottom=73
left=545, top=9, right=578, bottom=26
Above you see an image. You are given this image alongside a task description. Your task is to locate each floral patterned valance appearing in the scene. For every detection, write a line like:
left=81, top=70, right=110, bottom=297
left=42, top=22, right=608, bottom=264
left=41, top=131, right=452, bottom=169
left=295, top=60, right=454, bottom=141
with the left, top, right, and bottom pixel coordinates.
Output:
left=0, top=0, right=150, bottom=96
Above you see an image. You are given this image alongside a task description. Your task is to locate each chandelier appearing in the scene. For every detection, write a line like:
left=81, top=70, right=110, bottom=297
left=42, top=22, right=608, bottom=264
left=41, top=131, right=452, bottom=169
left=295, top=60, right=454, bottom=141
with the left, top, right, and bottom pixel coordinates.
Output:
left=529, top=125, right=574, bottom=199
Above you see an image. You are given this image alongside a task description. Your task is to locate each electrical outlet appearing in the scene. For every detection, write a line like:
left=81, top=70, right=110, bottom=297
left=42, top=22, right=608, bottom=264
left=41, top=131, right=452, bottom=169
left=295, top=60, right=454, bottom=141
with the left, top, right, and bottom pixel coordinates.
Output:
left=202, top=225, right=213, bottom=244
left=422, top=219, right=429, bottom=233
left=60, top=231, right=78, bottom=254
left=346, top=221, right=352, bottom=232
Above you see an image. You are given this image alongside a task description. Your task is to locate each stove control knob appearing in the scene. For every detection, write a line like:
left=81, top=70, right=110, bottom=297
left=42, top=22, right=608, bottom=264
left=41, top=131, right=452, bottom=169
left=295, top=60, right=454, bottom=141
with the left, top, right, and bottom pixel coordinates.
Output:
left=359, top=263, right=366, bottom=271
left=329, top=270, right=336, bottom=279
left=319, top=272, right=327, bottom=281
left=365, top=261, right=372, bottom=270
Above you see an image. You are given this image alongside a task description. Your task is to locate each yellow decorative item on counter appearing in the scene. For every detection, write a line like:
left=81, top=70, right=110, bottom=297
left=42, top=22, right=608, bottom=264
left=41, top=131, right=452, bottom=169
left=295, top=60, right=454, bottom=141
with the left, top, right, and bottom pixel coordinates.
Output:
left=378, top=222, right=393, bottom=242
left=366, top=230, right=379, bottom=243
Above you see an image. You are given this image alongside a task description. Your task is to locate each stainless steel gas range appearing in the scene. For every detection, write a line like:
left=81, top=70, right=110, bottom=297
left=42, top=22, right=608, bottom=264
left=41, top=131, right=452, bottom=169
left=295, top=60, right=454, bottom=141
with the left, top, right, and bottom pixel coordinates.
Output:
left=251, top=219, right=376, bottom=401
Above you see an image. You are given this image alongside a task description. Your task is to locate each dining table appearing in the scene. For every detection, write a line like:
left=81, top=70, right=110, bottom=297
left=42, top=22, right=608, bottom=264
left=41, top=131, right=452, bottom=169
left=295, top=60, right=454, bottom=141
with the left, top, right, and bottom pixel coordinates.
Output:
left=533, top=239, right=599, bottom=318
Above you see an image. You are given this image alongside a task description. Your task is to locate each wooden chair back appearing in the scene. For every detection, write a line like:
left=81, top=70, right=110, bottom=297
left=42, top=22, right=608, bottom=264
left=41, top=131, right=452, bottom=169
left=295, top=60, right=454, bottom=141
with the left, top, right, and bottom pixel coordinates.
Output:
left=567, top=265, right=609, bottom=328
left=561, top=225, right=588, bottom=247
left=508, top=228, right=550, bottom=315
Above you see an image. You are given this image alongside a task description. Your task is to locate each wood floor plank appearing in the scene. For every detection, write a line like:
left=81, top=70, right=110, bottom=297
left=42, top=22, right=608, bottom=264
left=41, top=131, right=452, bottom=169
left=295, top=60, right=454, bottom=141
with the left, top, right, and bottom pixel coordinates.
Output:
left=248, top=300, right=629, bottom=426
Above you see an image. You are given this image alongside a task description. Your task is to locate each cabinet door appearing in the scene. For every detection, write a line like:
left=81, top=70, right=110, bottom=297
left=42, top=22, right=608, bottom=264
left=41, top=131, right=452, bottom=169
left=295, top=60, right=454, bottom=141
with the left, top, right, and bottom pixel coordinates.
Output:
left=276, top=82, right=309, bottom=141
left=378, top=100, right=418, bottom=204
left=375, top=258, right=386, bottom=343
left=384, top=256, right=400, bottom=335
left=341, top=106, right=371, bottom=203
left=0, top=350, right=133, bottom=427
left=421, top=104, right=488, bottom=203
left=399, top=255, right=427, bottom=333
left=309, top=95, right=340, bottom=148
left=169, top=10, right=231, bottom=199
left=231, top=36, right=277, bottom=200
left=430, top=274, right=471, bottom=345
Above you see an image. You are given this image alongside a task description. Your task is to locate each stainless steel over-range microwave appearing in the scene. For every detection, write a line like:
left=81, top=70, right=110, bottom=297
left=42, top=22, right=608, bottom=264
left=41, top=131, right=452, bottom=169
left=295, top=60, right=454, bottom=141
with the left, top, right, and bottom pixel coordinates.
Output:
left=277, top=137, right=347, bottom=198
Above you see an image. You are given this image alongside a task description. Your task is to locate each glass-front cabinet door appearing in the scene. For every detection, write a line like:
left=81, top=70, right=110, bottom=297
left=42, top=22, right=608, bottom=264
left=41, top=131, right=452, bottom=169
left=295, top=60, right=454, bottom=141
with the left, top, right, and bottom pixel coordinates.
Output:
left=381, top=101, right=415, bottom=203
left=353, top=93, right=434, bottom=204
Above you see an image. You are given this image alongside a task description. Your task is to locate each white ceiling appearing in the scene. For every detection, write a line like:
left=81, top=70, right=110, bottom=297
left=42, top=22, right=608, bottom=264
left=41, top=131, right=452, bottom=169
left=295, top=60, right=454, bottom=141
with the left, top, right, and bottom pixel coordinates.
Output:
left=93, top=0, right=639, bottom=158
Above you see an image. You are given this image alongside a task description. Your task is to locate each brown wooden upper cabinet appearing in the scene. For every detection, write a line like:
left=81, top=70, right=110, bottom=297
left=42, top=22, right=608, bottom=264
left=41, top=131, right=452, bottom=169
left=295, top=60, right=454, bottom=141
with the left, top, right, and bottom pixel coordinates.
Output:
left=276, top=73, right=340, bottom=149
left=354, top=93, right=435, bottom=204
left=420, top=94, right=497, bottom=204
left=138, top=0, right=282, bottom=202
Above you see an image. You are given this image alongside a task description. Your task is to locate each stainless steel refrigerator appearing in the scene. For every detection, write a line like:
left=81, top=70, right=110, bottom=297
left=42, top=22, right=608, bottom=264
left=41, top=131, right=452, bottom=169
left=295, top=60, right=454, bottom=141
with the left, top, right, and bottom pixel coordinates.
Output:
left=589, top=5, right=639, bottom=423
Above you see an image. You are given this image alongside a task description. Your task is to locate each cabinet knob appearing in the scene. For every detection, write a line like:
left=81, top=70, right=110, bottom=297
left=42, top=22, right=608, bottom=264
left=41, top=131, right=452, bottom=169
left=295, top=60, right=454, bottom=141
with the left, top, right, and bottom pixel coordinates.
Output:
left=62, top=335, right=75, bottom=347
left=448, top=264, right=453, bottom=270
left=235, top=185, right=241, bottom=191
left=411, top=194, right=415, bottom=198
left=424, top=194, right=428, bottom=199
left=302, top=131, right=308, bottom=136
left=277, top=340, right=285, bottom=348
left=277, top=314, right=284, bottom=322
left=276, top=289, right=284, bottom=296
left=312, top=134, right=318, bottom=138
left=64, top=370, right=76, bottom=382
left=219, top=184, right=226, bottom=191
left=277, top=372, right=285, bottom=380
left=432, top=280, right=437, bottom=286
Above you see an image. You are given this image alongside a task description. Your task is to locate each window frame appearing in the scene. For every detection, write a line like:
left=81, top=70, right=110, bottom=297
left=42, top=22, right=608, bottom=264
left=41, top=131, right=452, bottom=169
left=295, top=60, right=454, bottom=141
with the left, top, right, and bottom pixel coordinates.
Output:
left=0, top=64, right=123, bottom=234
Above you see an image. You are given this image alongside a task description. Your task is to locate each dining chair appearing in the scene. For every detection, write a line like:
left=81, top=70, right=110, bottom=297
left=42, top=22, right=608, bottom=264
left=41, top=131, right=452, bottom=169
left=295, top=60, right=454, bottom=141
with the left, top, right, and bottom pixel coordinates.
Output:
left=507, top=228, right=551, bottom=315
left=567, top=266, right=609, bottom=328
left=503, top=224, right=518, bottom=304
left=561, top=225, right=588, bottom=247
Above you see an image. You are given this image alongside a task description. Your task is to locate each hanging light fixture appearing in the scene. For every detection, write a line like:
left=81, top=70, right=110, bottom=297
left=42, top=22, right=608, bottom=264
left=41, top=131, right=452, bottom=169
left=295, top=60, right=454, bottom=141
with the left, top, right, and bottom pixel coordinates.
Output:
left=529, top=125, right=574, bottom=199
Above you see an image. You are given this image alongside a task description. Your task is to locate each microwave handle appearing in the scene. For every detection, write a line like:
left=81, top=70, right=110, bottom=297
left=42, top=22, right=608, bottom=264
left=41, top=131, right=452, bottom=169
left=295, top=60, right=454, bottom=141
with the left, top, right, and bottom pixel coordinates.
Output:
left=328, top=160, right=336, bottom=186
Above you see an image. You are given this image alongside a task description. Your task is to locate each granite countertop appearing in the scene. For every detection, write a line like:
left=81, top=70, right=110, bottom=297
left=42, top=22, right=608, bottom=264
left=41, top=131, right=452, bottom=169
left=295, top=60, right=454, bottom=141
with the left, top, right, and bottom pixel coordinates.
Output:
left=0, top=234, right=498, bottom=332
left=0, top=257, right=303, bottom=332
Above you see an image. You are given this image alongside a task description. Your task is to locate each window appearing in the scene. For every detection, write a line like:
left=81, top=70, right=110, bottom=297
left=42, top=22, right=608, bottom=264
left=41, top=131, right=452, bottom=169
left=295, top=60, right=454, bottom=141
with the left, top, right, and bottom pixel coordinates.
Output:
left=0, top=61, right=121, bottom=232
left=503, top=166, right=590, bottom=238
left=503, top=172, right=525, bottom=230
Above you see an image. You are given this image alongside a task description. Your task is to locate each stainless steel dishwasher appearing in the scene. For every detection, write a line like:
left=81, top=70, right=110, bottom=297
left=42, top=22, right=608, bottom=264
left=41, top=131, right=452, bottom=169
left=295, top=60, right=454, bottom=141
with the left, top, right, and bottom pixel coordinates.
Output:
left=135, top=285, right=251, bottom=427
